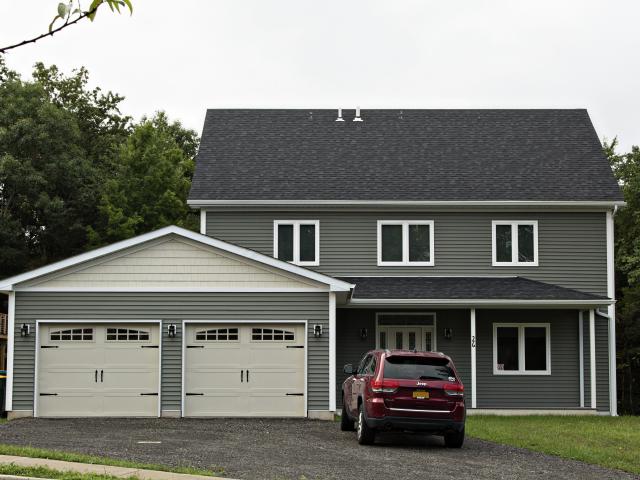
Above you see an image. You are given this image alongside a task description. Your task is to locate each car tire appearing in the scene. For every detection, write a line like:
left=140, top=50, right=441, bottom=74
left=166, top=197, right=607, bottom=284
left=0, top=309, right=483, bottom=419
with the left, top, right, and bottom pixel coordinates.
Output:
left=340, top=400, right=356, bottom=431
left=444, top=427, right=465, bottom=448
left=356, top=404, right=376, bottom=445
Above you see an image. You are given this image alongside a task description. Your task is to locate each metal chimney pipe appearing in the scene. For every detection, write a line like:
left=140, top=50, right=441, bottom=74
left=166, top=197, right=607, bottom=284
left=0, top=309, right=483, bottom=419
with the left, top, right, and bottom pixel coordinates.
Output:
left=335, top=108, right=344, bottom=122
left=353, top=106, right=363, bottom=122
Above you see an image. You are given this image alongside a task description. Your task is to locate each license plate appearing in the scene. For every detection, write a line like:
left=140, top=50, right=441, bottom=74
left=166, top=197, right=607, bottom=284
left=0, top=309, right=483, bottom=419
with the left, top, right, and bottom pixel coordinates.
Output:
left=412, top=390, right=429, bottom=399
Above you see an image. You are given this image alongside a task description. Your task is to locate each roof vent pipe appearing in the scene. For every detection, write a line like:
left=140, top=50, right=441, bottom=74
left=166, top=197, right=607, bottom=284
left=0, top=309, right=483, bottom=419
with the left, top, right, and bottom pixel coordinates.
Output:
left=335, top=108, right=344, bottom=122
left=353, top=106, right=363, bottom=122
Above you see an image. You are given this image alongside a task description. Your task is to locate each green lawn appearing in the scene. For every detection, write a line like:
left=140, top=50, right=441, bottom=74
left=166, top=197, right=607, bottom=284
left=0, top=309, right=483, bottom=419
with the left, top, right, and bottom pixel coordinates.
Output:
left=0, top=464, right=137, bottom=480
left=0, top=443, right=223, bottom=477
left=466, top=415, right=640, bottom=474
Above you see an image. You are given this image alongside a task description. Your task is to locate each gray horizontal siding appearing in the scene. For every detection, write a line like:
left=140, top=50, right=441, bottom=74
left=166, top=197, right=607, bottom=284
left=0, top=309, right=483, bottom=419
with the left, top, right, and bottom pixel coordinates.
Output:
left=335, top=309, right=472, bottom=407
left=206, top=211, right=607, bottom=296
left=13, top=292, right=329, bottom=413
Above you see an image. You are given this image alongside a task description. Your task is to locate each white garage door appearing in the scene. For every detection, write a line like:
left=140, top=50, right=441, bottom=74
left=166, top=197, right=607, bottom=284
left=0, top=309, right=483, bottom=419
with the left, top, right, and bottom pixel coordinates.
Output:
left=184, top=323, right=305, bottom=417
left=37, top=323, right=160, bottom=417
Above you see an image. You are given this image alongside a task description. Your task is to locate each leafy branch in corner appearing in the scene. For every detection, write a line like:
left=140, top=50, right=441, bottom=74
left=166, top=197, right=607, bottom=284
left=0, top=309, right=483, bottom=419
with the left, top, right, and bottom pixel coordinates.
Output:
left=0, top=1, right=133, bottom=54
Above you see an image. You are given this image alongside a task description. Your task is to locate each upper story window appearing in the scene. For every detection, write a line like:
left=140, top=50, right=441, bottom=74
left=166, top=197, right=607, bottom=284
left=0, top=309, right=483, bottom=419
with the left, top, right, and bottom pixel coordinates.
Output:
left=273, top=220, right=319, bottom=266
left=492, top=221, right=538, bottom=266
left=377, top=220, right=434, bottom=266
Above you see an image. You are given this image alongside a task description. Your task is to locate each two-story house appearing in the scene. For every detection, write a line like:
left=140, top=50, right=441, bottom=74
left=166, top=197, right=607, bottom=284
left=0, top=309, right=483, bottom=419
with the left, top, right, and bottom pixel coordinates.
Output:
left=1, top=109, right=623, bottom=420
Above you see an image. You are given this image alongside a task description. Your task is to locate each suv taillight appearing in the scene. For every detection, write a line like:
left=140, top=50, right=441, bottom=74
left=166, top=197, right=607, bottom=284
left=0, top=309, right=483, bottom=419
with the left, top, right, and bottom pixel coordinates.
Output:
left=371, top=379, right=399, bottom=393
left=444, top=383, right=464, bottom=397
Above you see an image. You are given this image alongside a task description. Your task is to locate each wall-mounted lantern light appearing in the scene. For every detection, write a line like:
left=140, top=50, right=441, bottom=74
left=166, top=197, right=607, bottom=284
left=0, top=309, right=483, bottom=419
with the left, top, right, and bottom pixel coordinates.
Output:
left=20, top=323, right=31, bottom=337
left=313, top=324, right=323, bottom=338
left=444, top=328, right=453, bottom=340
left=360, top=328, right=368, bottom=340
left=167, top=324, right=177, bottom=338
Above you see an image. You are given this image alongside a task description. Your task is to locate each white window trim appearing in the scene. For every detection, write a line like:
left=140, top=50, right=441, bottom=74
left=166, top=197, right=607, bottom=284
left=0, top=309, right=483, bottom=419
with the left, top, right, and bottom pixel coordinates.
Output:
left=492, top=322, right=551, bottom=375
left=491, top=220, right=539, bottom=267
left=273, top=220, right=320, bottom=266
left=377, top=220, right=435, bottom=266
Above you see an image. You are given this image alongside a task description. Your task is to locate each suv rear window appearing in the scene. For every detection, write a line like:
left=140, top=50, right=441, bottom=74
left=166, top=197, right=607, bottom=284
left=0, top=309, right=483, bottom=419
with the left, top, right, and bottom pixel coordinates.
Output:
left=383, top=356, right=455, bottom=381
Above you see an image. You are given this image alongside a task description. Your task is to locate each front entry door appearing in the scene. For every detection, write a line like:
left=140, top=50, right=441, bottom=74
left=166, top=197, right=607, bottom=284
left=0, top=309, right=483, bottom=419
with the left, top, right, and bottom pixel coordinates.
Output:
left=379, top=326, right=435, bottom=351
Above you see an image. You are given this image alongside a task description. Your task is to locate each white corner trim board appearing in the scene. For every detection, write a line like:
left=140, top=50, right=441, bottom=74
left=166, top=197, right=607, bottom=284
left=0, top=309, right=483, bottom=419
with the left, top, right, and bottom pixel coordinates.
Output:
left=606, top=210, right=617, bottom=416
left=470, top=308, right=477, bottom=409
left=0, top=225, right=354, bottom=293
left=5, top=292, right=15, bottom=411
left=329, top=293, right=336, bottom=412
left=200, top=209, right=207, bottom=235
left=589, top=309, right=597, bottom=409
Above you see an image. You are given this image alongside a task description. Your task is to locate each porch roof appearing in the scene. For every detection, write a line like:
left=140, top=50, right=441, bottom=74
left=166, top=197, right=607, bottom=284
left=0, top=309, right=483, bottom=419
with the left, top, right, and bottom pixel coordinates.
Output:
left=341, top=276, right=612, bottom=306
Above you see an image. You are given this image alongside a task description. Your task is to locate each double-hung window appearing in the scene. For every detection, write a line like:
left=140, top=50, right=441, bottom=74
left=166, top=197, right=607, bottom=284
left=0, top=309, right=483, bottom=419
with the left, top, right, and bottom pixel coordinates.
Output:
left=492, top=221, right=538, bottom=266
left=377, top=220, right=434, bottom=266
left=273, top=220, right=319, bottom=266
left=493, top=323, right=550, bottom=375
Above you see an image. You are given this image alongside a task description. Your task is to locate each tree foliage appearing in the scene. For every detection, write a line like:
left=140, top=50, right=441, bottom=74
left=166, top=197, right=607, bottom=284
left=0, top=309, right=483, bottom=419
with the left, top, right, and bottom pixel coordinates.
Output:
left=0, top=59, right=199, bottom=278
left=604, top=139, right=640, bottom=414
left=88, top=112, right=199, bottom=245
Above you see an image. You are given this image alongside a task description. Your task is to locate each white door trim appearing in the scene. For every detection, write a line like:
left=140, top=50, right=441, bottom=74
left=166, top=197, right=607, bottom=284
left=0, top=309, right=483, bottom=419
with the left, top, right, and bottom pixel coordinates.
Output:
left=374, top=312, right=437, bottom=351
left=181, top=319, right=309, bottom=418
left=34, top=319, right=162, bottom=418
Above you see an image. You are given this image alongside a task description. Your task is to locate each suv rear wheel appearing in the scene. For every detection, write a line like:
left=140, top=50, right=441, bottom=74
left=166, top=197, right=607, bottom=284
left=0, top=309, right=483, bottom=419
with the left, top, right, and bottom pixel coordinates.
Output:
left=340, top=400, right=355, bottom=431
left=356, top=404, right=376, bottom=445
left=444, top=427, right=465, bottom=448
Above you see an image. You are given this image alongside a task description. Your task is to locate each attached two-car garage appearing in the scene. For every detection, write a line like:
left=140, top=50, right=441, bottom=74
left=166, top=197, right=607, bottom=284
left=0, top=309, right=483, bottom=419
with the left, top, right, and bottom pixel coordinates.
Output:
left=3, top=226, right=348, bottom=420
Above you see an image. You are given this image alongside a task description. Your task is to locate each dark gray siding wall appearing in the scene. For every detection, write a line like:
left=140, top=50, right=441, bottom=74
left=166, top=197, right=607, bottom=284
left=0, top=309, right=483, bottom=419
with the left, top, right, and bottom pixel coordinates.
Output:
left=476, top=309, right=583, bottom=408
left=13, top=292, right=330, bottom=412
left=206, top=211, right=607, bottom=296
left=335, top=309, right=471, bottom=407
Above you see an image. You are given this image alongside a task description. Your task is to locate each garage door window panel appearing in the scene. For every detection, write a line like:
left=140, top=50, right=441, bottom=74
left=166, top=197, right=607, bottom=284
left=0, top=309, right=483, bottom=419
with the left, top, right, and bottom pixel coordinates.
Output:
left=50, top=328, right=94, bottom=341
left=252, top=327, right=295, bottom=341
left=106, top=328, right=150, bottom=341
left=195, top=328, right=239, bottom=341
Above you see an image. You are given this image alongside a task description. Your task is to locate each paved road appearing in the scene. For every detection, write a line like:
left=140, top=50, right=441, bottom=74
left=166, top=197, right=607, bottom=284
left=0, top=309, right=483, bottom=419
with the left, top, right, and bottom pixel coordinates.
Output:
left=0, top=418, right=636, bottom=480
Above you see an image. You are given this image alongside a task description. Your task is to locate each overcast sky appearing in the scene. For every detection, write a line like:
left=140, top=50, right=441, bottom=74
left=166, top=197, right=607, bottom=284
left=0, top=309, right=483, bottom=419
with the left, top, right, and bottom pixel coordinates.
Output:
left=1, top=0, right=638, bottom=150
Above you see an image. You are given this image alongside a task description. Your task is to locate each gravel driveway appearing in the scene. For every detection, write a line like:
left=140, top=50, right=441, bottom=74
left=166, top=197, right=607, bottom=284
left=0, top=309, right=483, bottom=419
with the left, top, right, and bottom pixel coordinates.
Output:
left=0, top=418, right=635, bottom=480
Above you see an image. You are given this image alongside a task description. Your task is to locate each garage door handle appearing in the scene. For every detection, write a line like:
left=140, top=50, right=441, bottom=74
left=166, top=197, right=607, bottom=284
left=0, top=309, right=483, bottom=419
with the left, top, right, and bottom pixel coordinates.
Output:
left=286, top=345, right=304, bottom=349
left=41, top=345, right=59, bottom=349
left=140, top=393, right=158, bottom=396
left=186, top=393, right=204, bottom=396
left=100, top=369, right=104, bottom=382
left=95, top=370, right=98, bottom=383
left=187, top=345, right=204, bottom=349
left=141, top=345, right=159, bottom=349
left=286, top=393, right=304, bottom=396
left=241, top=370, right=243, bottom=383
left=246, top=370, right=249, bottom=382
left=39, top=393, right=58, bottom=396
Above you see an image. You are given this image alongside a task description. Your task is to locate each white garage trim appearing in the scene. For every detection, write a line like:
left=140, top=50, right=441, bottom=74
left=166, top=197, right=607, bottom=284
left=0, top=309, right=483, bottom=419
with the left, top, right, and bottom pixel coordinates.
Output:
left=5, top=292, right=15, bottom=411
left=181, top=320, right=308, bottom=418
left=34, top=319, right=163, bottom=418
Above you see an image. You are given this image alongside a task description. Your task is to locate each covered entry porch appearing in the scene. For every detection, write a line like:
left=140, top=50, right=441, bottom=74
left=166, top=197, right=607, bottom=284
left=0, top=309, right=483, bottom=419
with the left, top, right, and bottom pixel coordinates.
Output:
left=335, top=276, right=615, bottom=414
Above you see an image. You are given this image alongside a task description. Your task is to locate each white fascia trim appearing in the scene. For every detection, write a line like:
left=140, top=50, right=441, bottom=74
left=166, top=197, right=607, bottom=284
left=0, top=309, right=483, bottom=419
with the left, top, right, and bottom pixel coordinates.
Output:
left=188, top=200, right=627, bottom=208
left=0, top=225, right=353, bottom=293
left=348, top=298, right=613, bottom=306
left=5, top=292, right=15, bottom=411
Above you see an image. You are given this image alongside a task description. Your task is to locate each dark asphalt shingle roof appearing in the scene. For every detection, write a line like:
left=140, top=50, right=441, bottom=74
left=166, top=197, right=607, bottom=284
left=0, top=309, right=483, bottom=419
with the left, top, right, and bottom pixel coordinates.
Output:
left=341, top=276, right=609, bottom=301
left=189, top=109, right=623, bottom=202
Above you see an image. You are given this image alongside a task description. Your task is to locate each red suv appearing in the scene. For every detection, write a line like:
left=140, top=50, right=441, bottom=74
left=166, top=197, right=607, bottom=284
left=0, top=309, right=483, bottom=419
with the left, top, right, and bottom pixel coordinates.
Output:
left=341, top=349, right=465, bottom=447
